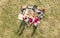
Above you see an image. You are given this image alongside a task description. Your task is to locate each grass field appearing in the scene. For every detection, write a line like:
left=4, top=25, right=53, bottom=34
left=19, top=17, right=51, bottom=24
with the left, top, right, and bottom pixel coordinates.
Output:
left=0, top=0, right=60, bottom=38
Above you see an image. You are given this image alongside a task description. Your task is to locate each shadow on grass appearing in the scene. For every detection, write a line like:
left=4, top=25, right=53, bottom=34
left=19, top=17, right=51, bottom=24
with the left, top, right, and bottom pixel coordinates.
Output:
left=17, top=20, right=27, bottom=36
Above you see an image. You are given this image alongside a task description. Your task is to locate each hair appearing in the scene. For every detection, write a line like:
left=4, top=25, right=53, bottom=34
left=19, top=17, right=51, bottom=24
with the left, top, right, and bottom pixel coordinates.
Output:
left=41, top=9, right=45, bottom=13
left=33, top=5, right=37, bottom=9
left=32, top=5, right=37, bottom=12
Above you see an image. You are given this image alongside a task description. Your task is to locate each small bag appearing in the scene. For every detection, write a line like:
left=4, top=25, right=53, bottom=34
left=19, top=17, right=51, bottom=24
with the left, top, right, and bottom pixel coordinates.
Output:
left=18, top=13, right=24, bottom=20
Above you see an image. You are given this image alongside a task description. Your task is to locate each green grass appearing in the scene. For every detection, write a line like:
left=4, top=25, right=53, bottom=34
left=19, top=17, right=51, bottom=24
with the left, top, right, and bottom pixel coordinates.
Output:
left=0, top=0, right=60, bottom=38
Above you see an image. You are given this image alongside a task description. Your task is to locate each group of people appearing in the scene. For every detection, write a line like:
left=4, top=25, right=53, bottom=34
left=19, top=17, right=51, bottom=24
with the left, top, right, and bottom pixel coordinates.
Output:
left=21, top=5, right=45, bottom=26
left=17, top=5, right=45, bottom=36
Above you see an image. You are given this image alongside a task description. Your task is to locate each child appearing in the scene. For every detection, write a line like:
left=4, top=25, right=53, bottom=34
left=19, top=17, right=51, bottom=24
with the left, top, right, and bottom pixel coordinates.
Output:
left=31, top=16, right=40, bottom=37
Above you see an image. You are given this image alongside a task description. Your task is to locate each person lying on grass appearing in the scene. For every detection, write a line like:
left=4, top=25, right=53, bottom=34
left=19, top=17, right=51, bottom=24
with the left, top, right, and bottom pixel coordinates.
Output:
left=18, top=5, right=45, bottom=36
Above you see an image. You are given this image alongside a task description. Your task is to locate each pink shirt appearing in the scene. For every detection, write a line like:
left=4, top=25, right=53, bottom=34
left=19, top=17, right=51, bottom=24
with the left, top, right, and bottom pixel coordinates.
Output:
left=33, top=17, right=40, bottom=26
left=23, top=16, right=40, bottom=26
left=29, top=18, right=33, bottom=23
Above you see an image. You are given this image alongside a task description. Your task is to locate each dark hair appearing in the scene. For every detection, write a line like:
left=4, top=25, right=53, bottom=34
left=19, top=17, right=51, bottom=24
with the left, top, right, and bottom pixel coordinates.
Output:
left=32, top=5, right=37, bottom=12
left=33, top=5, right=37, bottom=9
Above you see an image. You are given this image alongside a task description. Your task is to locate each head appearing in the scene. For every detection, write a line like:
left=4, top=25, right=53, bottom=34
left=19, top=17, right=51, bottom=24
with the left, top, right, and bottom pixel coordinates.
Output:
left=41, top=9, right=45, bottom=13
left=33, top=5, right=37, bottom=9
left=32, top=5, right=37, bottom=12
